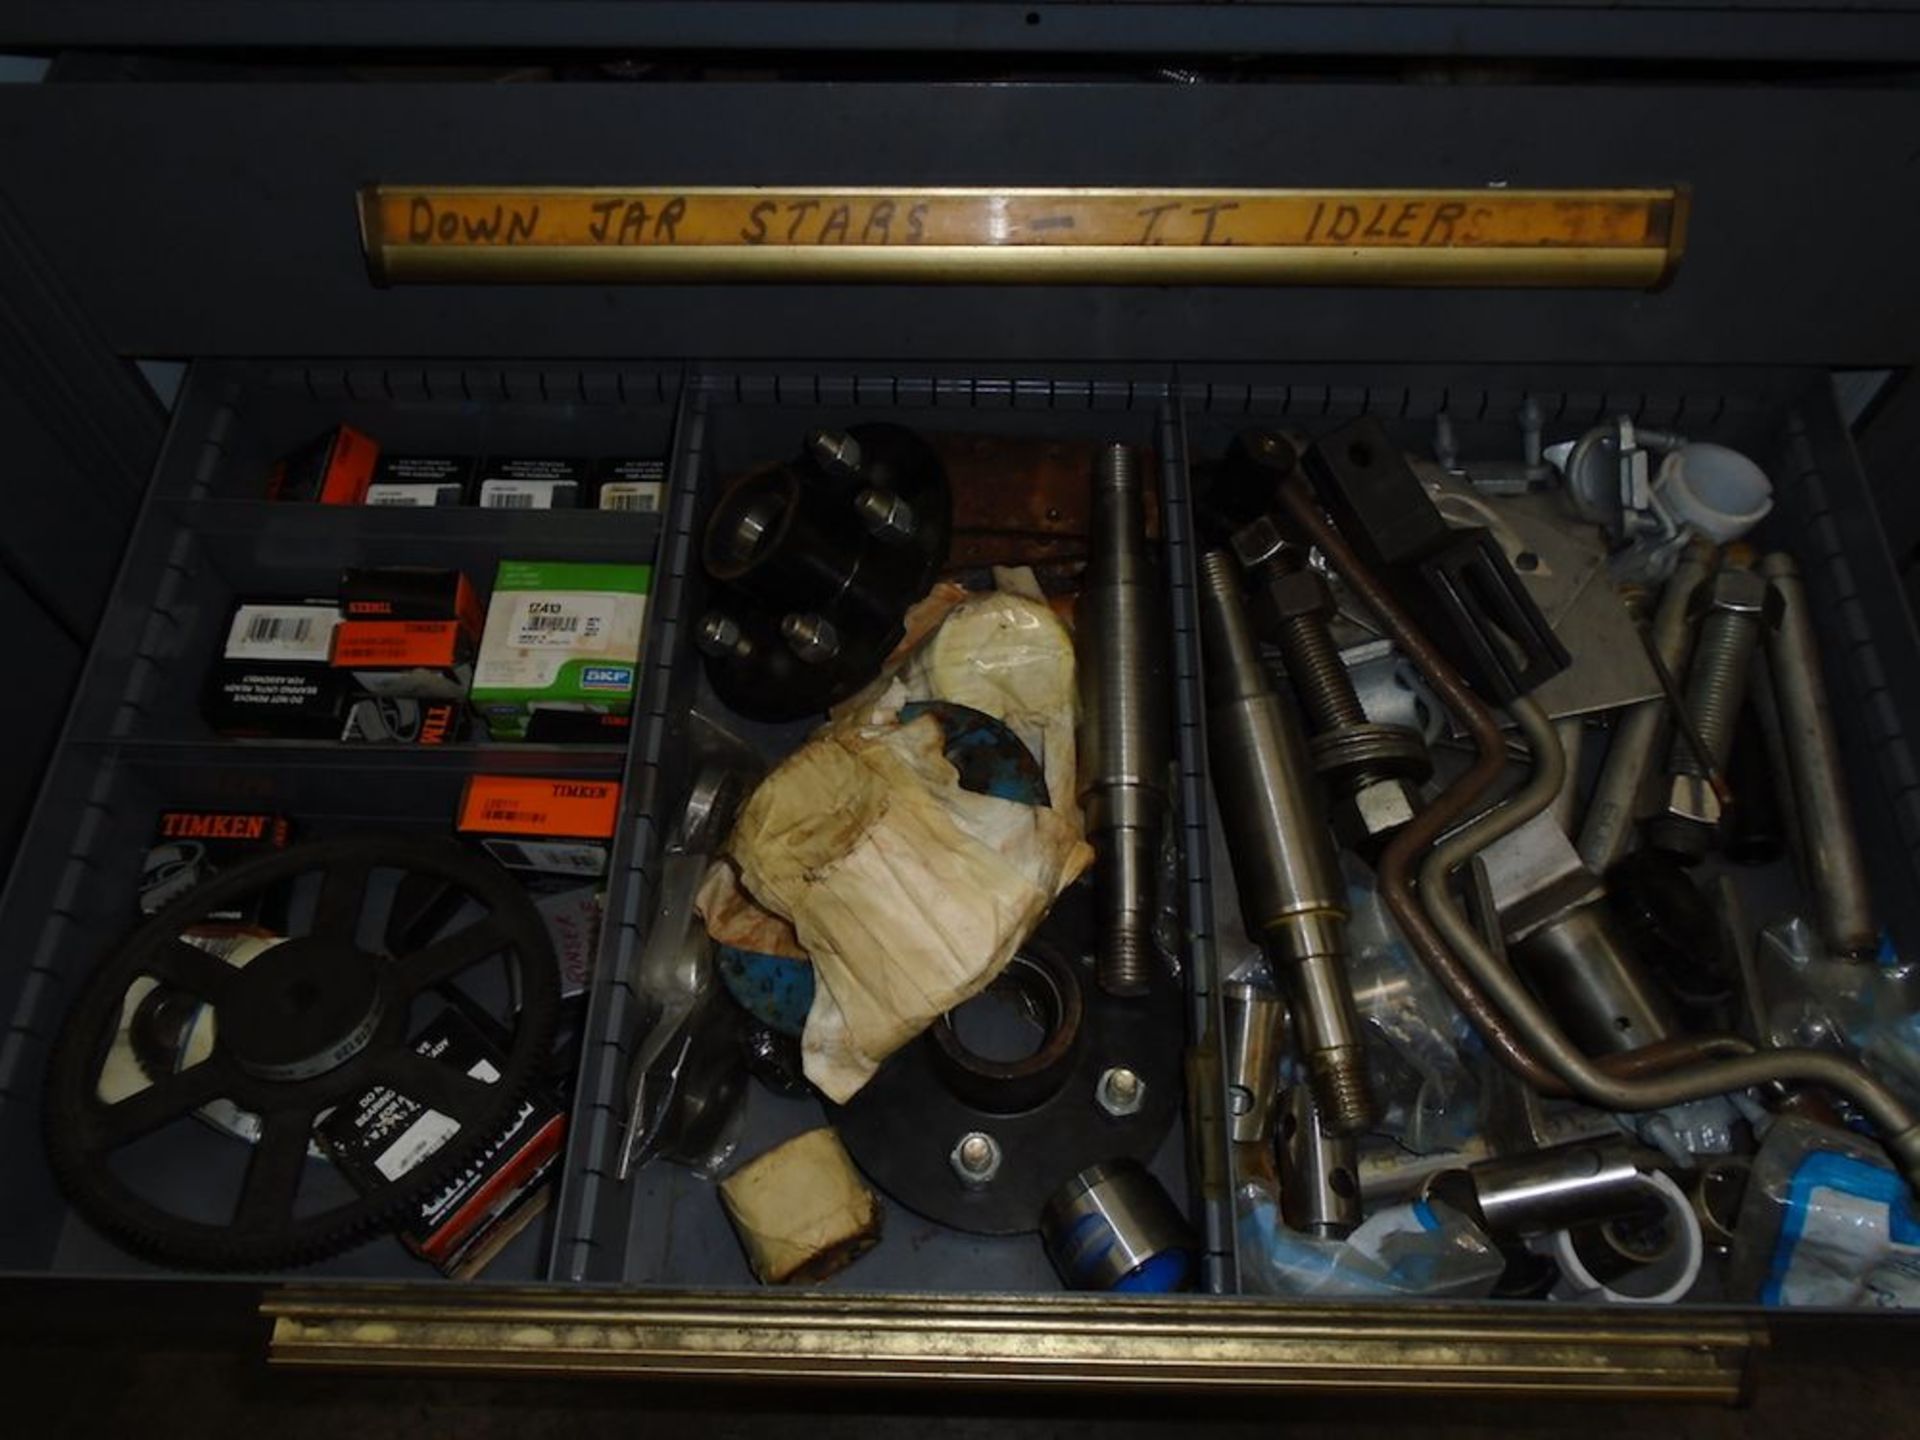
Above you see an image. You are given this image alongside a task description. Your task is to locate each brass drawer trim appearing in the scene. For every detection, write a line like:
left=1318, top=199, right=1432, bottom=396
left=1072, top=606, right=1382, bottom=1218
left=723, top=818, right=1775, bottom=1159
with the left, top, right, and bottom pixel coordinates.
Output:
left=359, top=186, right=1687, bottom=289
left=266, top=1286, right=1758, bottom=1399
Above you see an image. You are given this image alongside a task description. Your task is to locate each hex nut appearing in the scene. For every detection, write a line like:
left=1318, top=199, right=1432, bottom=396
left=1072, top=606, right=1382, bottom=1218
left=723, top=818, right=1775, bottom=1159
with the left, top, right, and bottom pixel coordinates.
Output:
left=950, top=1131, right=1002, bottom=1188
left=1345, top=776, right=1420, bottom=841
left=1096, top=1066, right=1147, bottom=1118
left=1259, top=567, right=1334, bottom=624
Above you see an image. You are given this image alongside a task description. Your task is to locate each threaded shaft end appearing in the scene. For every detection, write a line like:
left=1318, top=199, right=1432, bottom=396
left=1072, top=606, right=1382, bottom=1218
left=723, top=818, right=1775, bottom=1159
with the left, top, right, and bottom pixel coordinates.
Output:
left=1673, top=609, right=1759, bottom=774
left=1097, top=919, right=1154, bottom=998
left=1095, top=441, right=1139, bottom=492
left=1274, top=611, right=1368, bottom=732
left=1308, top=1046, right=1375, bottom=1137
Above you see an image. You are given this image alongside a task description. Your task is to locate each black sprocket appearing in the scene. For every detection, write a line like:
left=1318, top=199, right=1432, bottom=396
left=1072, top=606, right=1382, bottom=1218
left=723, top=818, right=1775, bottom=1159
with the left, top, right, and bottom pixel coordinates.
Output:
left=44, top=834, right=559, bottom=1271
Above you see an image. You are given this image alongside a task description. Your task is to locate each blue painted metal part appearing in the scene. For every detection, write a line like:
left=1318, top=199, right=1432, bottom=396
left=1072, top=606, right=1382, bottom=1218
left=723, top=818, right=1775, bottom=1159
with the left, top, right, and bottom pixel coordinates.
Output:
left=898, top=700, right=1050, bottom=806
left=716, top=943, right=815, bottom=1036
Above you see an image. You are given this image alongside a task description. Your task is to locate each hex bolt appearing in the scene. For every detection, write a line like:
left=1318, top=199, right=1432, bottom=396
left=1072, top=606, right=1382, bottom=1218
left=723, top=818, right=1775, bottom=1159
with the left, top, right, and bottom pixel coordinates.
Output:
left=780, top=612, right=842, bottom=664
left=695, top=611, right=751, bottom=660
left=1650, top=566, right=1780, bottom=859
left=854, top=486, right=917, bottom=544
left=1232, top=511, right=1431, bottom=849
left=950, top=1130, right=1002, bottom=1188
left=1198, top=548, right=1377, bottom=1138
left=1096, top=1065, right=1146, bottom=1117
left=808, top=428, right=864, bottom=477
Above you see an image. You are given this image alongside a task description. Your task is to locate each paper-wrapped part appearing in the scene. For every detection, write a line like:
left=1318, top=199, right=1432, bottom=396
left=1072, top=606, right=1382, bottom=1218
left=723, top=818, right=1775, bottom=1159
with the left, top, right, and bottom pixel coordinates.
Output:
left=908, top=590, right=1079, bottom=815
left=694, top=857, right=807, bottom=961
left=730, top=712, right=1092, bottom=1101
left=718, top=1127, right=882, bottom=1285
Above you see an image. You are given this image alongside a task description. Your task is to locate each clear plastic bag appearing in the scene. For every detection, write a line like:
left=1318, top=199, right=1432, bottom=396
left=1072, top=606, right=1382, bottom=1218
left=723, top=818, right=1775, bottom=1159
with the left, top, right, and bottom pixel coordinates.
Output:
left=1237, top=1190, right=1504, bottom=1300
left=1344, top=861, right=1479, bottom=1153
left=1727, top=1114, right=1920, bottom=1307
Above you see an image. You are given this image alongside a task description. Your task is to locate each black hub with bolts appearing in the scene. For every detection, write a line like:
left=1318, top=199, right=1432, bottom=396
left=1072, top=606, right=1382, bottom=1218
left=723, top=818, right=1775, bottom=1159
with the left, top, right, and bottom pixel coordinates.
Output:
left=43, top=834, right=559, bottom=1271
left=831, top=889, right=1183, bottom=1235
left=696, top=422, right=952, bottom=722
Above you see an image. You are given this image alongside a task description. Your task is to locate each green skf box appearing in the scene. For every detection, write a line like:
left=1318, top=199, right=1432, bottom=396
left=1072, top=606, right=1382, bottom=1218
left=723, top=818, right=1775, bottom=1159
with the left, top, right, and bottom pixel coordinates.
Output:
left=470, top=559, right=652, bottom=739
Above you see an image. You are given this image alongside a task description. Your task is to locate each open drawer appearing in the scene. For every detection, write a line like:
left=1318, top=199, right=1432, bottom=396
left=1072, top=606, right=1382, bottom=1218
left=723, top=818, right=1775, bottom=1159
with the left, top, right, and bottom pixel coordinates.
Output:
left=5, top=356, right=1914, bottom=1398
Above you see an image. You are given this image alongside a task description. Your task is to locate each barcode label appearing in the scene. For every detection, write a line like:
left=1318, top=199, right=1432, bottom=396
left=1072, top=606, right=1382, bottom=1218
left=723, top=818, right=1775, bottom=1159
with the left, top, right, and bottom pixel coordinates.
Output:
left=479, top=478, right=576, bottom=509
left=507, top=598, right=612, bottom=648
left=224, top=604, right=338, bottom=662
left=600, top=481, right=662, bottom=513
left=248, top=615, right=313, bottom=644
left=481, top=803, right=547, bottom=825
left=365, top=482, right=462, bottom=507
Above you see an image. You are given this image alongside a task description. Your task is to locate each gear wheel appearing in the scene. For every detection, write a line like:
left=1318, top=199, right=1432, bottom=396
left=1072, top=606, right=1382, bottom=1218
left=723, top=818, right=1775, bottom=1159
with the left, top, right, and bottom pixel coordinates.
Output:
left=44, top=834, right=560, bottom=1270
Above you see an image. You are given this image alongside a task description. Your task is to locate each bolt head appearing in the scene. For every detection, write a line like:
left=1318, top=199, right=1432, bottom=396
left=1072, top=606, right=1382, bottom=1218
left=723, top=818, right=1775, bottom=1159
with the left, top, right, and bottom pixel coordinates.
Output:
left=1242, top=431, right=1301, bottom=474
left=950, top=1131, right=1002, bottom=1188
left=1663, top=772, right=1721, bottom=828
left=1228, top=514, right=1297, bottom=572
left=1096, top=1066, right=1147, bottom=1117
left=1689, top=568, right=1779, bottom=626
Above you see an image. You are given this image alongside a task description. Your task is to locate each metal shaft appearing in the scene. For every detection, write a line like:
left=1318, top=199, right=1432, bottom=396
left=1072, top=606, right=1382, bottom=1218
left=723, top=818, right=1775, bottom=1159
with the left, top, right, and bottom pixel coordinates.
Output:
left=1760, top=553, right=1877, bottom=957
left=1278, top=1084, right=1361, bottom=1239
left=1548, top=717, right=1587, bottom=836
left=1577, top=545, right=1714, bottom=872
left=1197, top=549, right=1374, bottom=1136
left=1426, top=1137, right=1669, bottom=1241
left=1222, top=981, right=1287, bottom=1143
left=1512, top=903, right=1681, bottom=1055
left=1076, top=443, right=1172, bottom=997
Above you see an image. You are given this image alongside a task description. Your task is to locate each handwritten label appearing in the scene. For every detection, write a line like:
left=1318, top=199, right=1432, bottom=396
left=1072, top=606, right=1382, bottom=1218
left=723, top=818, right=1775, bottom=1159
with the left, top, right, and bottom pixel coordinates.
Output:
left=361, top=186, right=1685, bottom=287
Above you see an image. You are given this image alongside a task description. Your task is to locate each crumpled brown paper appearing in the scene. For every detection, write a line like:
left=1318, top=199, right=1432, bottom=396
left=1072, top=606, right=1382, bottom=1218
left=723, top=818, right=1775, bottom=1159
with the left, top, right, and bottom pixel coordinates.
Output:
left=730, top=705, right=1090, bottom=1101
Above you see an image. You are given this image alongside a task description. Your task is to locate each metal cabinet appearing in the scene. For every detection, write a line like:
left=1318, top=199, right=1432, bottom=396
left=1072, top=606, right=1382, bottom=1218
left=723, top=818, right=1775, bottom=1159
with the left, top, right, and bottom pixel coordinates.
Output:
left=2, top=44, right=1918, bottom=1400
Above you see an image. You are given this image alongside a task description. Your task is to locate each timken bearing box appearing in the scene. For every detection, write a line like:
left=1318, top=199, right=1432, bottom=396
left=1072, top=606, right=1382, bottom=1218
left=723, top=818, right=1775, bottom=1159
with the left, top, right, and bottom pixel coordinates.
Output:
left=457, top=775, right=621, bottom=878
left=265, top=423, right=379, bottom=504
left=331, top=568, right=484, bottom=701
left=139, top=808, right=294, bottom=919
left=468, top=559, right=650, bottom=739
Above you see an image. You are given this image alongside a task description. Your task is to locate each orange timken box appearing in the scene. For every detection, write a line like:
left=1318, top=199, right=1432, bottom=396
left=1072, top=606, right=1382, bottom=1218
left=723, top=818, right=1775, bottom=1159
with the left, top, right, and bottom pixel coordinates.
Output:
left=265, top=424, right=379, bottom=504
left=331, top=568, right=482, bottom=701
left=457, top=776, right=620, bottom=877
